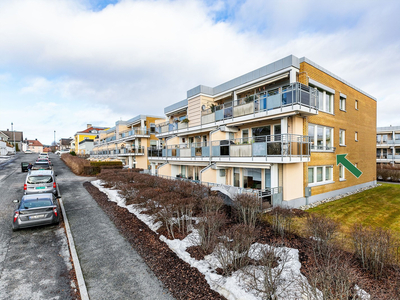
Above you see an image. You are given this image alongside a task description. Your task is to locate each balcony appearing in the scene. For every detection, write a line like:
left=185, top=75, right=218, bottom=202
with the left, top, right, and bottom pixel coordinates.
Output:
left=105, top=135, right=116, bottom=142
left=120, top=128, right=151, bottom=139
left=148, top=134, right=310, bottom=163
left=377, top=139, right=400, bottom=147
left=156, top=121, right=188, bottom=134
left=201, top=83, right=318, bottom=126
left=90, top=146, right=145, bottom=156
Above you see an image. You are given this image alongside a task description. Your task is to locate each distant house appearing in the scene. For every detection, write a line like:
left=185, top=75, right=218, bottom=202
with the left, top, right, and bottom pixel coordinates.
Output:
left=43, top=147, right=52, bottom=153
left=59, top=138, right=73, bottom=150
left=0, top=129, right=23, bottom=151
left=78, top=139, right=94, bottom=155
left=74, top=124, right=108, bottom=154
left=27, top=139, right=44, bottom=153
left=0, top=131, right=9, bottom=142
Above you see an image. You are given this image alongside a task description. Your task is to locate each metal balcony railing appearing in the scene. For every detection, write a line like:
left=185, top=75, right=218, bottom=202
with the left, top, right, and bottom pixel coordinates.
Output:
left=120, top=128, right=151, bottom=138
left=201, top=83, right=318, bottom=125
left=148, top=134, right=310, bottom=159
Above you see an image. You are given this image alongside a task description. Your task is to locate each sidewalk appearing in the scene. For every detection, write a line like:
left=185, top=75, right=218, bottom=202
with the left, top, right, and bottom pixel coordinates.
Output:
left=55, top=157, right=174, bottom=300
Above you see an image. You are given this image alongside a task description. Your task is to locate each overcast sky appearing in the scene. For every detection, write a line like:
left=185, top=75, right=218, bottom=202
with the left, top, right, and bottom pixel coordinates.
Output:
left=0, top=0, right=399, bottom=144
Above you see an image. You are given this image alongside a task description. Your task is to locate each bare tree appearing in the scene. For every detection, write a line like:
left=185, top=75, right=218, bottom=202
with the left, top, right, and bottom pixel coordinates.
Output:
left=199, top=195, right=224, bottom=215
left=194, top=212, right=227, bottom=254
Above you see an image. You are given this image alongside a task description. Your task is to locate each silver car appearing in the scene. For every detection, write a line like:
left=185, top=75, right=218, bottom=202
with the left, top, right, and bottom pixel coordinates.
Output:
left=12, top=193, right=60, bottom=231
left=24, top=170, right=58, bottom=196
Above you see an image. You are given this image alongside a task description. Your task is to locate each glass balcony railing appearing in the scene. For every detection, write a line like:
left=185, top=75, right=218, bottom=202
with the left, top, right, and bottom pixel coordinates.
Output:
left=120, top=128, right=151, bottom=138
left=90, top=147, right=145, bottom=156
left=201, top=83, right=318, bottom=125
left=148, top=134, right=310, bottom=159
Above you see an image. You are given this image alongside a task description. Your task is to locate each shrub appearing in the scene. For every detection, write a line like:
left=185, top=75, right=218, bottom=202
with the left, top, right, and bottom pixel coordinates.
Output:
left=351, top=224, right=398, bottom=278
left=199, top=195, right=224, bottom=215
left=305, top=214, right=338, bottom=257
left=214, top=224, right=258, bottom=275
left=69, top=150, right=76, bottom=156
left=195, top=212, right=227, bottom=255
left=267, top=207, right=295, bottom=237
left=233, top=193, right=261, bottom=227
left=61, top=153, right=90, bottom=175
left=240, top=244, right=294, bottom=299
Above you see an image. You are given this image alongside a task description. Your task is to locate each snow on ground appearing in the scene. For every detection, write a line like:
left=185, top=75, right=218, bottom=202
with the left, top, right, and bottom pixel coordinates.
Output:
left=91, top=180, right=370, bottom=300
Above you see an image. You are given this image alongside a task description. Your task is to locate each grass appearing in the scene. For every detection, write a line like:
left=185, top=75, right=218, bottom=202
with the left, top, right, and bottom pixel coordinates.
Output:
left=307, top=183, right=400, bottom=236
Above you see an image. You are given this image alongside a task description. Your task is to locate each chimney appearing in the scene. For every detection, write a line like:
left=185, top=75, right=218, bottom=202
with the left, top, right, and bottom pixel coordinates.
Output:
left=7, top=129, right=9, bottom=131
left=87, top=124, right=92, bottom=129
left=35, top=138, right=37, bottom=140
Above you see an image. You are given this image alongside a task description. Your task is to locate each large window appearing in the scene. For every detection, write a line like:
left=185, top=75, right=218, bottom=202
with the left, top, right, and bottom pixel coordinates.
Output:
left=242, top=129, right=249, bottom=143
left=243, top=168, right=262, bottom=189
left=252, top=126, right=271, bottom=142
left=234, top=168, right=240, bottom=187
left=308, top=166, right=333, bottom=185
left=309, top=124, right=334, bottom=151
left=313, top=86, right=334, bottom=114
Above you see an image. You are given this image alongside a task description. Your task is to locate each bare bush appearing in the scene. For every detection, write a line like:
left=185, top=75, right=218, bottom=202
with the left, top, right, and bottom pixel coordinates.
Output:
left=199, top=196, right=224, bottom=215
left=195, top=212, right=227, bottom=255
left=305, top=214, right=338, bottom=257
left=300, top=251, right=361, bottom=300
left=351, top=224, right=398, bottom=278
left=174, top=197, right=196, bottom=236
left=267, top=207, right=295, bottom=237
left=240, top=244, right=294, bottom=299
left=214, top=224, right=258, bottom=275
left=233, top=193, right=261, bottom=227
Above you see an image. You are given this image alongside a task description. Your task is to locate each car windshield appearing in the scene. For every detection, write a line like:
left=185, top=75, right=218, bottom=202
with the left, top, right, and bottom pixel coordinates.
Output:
left=34, top=162, right=49, bottom=166
left=21, top=199, right=53, bottom=209
left=27, top=176, right=53, bottom=184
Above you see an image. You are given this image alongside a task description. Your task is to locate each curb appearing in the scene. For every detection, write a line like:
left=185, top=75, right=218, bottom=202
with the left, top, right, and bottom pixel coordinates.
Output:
left=58, top=187, right=90, bottom=300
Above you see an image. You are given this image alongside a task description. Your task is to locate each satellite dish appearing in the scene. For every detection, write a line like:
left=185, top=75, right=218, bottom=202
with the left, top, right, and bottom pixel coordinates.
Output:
left=201, top=105, right=206, bottom=111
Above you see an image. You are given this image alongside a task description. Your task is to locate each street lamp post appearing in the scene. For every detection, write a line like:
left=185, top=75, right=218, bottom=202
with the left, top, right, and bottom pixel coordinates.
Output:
left=11, top=122, right=15, bottom=152
left=54, top=130, right=56, bottom=152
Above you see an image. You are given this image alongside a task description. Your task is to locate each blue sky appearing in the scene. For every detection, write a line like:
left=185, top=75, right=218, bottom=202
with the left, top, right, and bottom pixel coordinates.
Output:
left=0, top=0, right=399, bottom=144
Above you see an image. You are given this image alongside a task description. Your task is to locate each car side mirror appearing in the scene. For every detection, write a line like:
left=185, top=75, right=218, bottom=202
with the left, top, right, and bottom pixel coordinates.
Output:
left=56, top=196, right=61, bottom=199
left=12, top=200, right=19, bottom=203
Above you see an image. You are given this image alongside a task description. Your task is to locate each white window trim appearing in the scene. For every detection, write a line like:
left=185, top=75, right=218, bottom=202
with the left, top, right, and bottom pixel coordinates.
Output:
left=308, top=165, right=334, bottom=187
left=355, top=131, right=358, bottom=142
left=339, top=129, right=346, bottom=146
left=340, top=97, right=346, bottom=111
left=355, top=100, right=359, bottom=110
left=339, top=164, right=346, bottom=181
left=309, top=123, right=334, bottom=152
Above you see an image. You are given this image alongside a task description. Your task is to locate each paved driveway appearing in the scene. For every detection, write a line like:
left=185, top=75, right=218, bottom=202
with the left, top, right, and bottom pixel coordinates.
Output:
left=54, top=154, right=174, bottom=300
left=0, top=153, right=74, bottom=300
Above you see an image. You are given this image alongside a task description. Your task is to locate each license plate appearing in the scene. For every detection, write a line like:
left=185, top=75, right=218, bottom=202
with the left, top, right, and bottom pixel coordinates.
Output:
left=29, top=214, right=45, bottom=220
left=35, top=187, right=46, bottom=190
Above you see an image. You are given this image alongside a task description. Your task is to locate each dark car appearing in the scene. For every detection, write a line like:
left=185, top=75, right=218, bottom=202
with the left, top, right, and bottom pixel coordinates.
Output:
left=31, top=161, right=52, bottom=170
left=12, top=193, right=60, bottom=231
left=21, top=162, right=30, bottom=172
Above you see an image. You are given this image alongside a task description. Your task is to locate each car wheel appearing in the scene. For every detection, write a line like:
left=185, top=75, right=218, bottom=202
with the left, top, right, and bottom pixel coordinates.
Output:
left=12, top=225, right=18, bottom=232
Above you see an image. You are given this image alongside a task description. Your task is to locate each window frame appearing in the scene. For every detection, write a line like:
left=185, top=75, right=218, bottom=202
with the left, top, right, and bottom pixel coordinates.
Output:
left=355, top=131, right=358, bottom=142
left=339, top=164, right=345, bottom=181
left=308, top=123, right=334, bottom=151
left=308, top=165, right=334, bottom=186
left=339, top=96, right=346, bottom=111
left=339, top=129, right=346, bottom=146
left=310, top=85, right=334, bottom=114
left=355, top=100, right=359, bottom=110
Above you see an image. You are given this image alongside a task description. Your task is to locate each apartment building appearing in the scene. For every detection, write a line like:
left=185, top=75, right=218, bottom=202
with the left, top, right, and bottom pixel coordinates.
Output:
left=91, top=115, right=164, bottom=169
left=376, top=126, right=400, bottom=164
left=148, top=55, right=377, bottom=208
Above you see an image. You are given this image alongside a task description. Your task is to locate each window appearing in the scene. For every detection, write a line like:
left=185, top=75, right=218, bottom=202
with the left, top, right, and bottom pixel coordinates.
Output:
left=308, top=124, right=334, bottom=151
left=150, top=123, right=156, bottom=133
left=242, top=129, right=249, bottom=144
left=308, top=166, right=333, bottom=185
left=203, top=135, right=208, bottom=146
left=339, top=164, right=345, bottom=181
left=355, top=132, right=358, bottom=142
left=340, top=96, right=346, bottom=111
left=396, top=149, right=400, bottom=156
left=313, top=86, right=334, bottom=114
left=355, top=100, right=358, bottom=110
left=234, top=168, right=240, bottom=187
left=252, top=126, right=270, bottom=142
left=339, top=129, right=346, bottom=146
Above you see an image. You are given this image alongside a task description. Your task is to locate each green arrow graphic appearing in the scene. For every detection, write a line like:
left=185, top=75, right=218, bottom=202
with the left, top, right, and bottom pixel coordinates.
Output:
left=336, top=154, right=362, bottom=178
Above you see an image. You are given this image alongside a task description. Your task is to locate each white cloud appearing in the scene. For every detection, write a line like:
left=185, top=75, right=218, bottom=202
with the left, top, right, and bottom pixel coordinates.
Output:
left=0, top=0, right=399, bottom=143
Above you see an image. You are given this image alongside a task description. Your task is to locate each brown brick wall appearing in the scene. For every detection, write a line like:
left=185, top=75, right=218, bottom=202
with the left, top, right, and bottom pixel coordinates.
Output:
left=300, top=62, right=377, bottom=197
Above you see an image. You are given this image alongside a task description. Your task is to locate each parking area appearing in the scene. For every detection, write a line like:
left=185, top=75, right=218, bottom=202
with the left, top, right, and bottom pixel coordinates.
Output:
left=0, top=153, right=76, bottom=300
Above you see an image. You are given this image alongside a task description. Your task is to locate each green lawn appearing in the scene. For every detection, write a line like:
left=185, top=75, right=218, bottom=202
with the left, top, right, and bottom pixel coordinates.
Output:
left=307, top=183, right=400, bottom=236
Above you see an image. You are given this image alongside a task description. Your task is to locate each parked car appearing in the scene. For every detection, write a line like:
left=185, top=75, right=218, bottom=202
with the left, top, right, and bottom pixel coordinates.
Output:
left=24, top=150, right=32, bottom=154
left=21, top=162, right=30, bottom=172
left=24, top=170, right=57, bottom=195
left=39, top=153, right=49, bottom=159
left=36, top=158, right=52, bottom=165
left=12, top=193, right=60, bottom=231
left=31, top=161, right=52, bottom=170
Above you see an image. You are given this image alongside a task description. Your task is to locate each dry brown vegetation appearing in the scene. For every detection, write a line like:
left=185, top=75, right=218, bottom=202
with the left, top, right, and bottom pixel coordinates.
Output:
left=61, top=153, right=90, bottom=175
left=377, top=163, right=400, bottom=182
left=95, top=169, right=400, bottom=299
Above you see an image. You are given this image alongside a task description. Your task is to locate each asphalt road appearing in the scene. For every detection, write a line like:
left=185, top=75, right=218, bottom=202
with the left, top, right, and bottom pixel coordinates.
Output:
left=0, top=153, right=75, bottom=300
left=54, top=154, right=174, bottom=300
